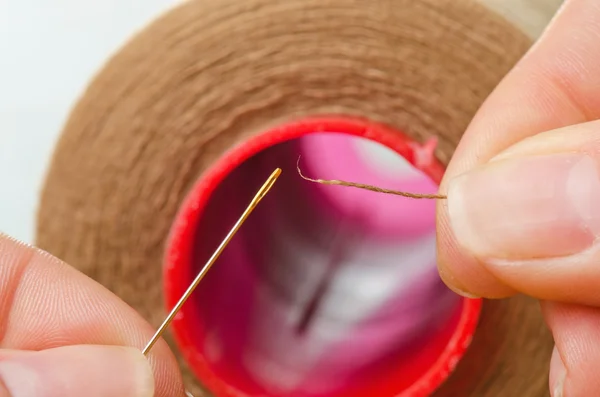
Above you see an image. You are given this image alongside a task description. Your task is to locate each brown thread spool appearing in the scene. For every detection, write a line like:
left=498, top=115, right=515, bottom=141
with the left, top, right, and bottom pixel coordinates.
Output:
left=35, top=0, right=559, bottom=396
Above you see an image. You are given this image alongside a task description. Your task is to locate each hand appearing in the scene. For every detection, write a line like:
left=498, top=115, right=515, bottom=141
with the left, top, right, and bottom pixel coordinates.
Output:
left=437, top=0, right=600, bottom=396
left=0, top=234, right=186, bottom=397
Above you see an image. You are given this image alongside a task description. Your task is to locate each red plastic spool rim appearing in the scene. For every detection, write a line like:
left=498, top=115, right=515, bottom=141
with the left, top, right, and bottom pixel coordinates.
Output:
left=164, top=116, right=482, bottom=397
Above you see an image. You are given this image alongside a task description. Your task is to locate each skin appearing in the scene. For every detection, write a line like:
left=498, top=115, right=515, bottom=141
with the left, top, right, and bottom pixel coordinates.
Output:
left=437, top=0, right=600, bottom=395
left=0, top=234, right=186, bottom=397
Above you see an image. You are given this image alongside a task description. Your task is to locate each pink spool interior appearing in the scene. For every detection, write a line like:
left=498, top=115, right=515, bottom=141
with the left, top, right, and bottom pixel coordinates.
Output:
left=165, top=119, right=480, bottom=397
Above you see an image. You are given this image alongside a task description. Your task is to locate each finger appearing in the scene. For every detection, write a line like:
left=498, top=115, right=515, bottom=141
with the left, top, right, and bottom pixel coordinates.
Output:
left=445, top=121, right=600, bottom=305
left=0, top=345, right=153, bottom=397
left=0, top=233, right=185, bottom=397
left=437, top=0, right=600, bottom=298
left=543, top=302, right=600, bottom=397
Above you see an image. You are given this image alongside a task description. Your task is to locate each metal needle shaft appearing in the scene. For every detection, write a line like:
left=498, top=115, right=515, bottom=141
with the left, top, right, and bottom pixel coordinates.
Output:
left=142, top=167, right=282, bottom=355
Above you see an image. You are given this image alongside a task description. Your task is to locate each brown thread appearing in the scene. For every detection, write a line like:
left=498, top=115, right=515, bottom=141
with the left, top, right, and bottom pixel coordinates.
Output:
left=34, top=0, right=559, bottom=396
left=296, top=156, right=447, bottom=200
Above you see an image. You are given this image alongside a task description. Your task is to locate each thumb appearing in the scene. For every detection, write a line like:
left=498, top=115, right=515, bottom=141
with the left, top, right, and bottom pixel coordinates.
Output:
left=0, top=345, right=154, bottom=397
left=446, top=119, right=600, bottom=306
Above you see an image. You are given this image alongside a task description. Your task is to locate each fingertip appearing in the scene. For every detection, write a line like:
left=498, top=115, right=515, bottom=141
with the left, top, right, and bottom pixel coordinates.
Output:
left=0, top=232, right=184, bottom=397
left=0, top=345, right=155, bottom=397
left=145, top=342, right=187, bottom=397
left=437, top=261, right=479, bottom=299
left=436, top=201, right=516, bottom=299
left=127, top=348, right=156, bottom=397
left=549, top=346, right=566, bottom=397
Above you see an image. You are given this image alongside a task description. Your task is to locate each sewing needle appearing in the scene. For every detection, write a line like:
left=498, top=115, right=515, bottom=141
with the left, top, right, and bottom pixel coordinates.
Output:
left=142, top=167, right=282, bottom=356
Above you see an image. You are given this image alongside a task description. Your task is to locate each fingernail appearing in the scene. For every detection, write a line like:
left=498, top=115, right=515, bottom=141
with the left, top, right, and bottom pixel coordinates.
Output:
left=447, top=153, right=600, bottom=261
left=550, top=346, right=566, bottom=397
left=0, top=345, right=154, bottom=397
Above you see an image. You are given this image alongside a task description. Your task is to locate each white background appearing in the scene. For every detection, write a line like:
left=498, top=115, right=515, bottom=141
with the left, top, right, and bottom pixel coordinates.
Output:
left=0, top=0, right=181, bottom=243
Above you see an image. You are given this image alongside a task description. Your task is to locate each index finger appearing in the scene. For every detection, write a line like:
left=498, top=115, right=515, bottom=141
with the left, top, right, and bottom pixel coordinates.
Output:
left=436, top=0, right=600, bottom=298
left=0, top=233, right=186, bottom=397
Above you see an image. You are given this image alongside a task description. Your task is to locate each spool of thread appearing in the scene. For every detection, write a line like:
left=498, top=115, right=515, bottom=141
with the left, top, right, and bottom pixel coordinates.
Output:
left=35, top=0, right=562, bottom=396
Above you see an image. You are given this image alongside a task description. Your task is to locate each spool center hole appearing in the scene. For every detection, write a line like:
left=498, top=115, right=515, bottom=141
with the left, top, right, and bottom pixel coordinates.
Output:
left=178, top=131, right=464, bottom=397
